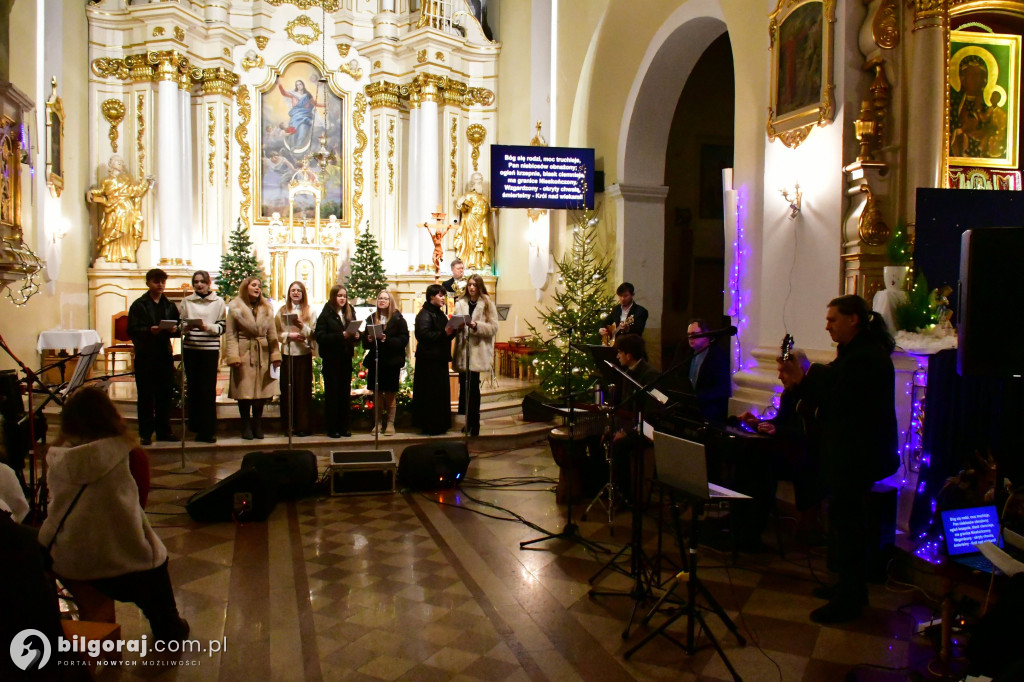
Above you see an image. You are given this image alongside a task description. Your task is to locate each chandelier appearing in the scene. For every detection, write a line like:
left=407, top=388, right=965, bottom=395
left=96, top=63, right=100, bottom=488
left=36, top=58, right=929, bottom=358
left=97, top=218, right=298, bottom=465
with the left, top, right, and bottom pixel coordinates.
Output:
left=304, top=3, right=338, bottom=184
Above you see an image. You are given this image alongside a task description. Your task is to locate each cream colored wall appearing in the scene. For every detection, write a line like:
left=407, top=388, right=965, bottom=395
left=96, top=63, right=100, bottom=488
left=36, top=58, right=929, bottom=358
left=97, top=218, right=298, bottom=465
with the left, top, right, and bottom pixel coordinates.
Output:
left=0, top=2, right=91, bottom=374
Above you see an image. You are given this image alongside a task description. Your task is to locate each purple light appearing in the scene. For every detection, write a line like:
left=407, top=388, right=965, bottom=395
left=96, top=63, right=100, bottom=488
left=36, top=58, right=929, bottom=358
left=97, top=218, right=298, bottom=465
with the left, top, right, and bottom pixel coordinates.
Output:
left=728, top=186, right=750, bottom=375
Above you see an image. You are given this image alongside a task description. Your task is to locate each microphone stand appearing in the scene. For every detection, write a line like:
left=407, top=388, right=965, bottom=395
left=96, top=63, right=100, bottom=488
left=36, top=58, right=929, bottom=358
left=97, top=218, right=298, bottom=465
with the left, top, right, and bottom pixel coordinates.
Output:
left=171, top=325, right=197, bottom=474
left=371, top=315, right=380, bottom=449
left=520, top=326, right=607, bottom=554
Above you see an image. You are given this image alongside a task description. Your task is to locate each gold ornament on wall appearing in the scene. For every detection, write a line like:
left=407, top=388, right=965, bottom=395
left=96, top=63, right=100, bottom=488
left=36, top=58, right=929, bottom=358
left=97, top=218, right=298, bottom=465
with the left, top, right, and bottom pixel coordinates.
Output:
left=254, top=36, right=270, bottom=51
left=373, top=119, right=379, bottom=195
left=417, top=50, right=428, bottom=64
left=101, top=98, right=126, bottom=153
left=91, top=57, right=130, bottom=81
left=285, top=15, right=322, bottom=46
left=242, top=50, right=265, bottom=72
left=174, top=27, right=185, bottom=41
left=450, top=117, right=458, bottom=198
left=857, top=185, right=890, bottom=246
left=45, top=78, right=64, bottom=199
left=236, top=86, right=252, bottom=230
left=466, top=123, right=486, bottom=171
left=871, top=0, right=899, bottom=49
left=207, top=106, right=216, bottom=186
left=436, top=51, right=445, bottom=62
left=387, top=118, right=395, bottom=195
left=267, top=0, right=339, bottom=10
left=352, top=93, right=367, bottom=235
left=338, top=43, right=351, bottom=58
left=224, top=108, right=230, bottom=187
left=152, top=27, right=165, bottom=37
left=136, top=93, right=145, bottom=174
left=223, top=47, right=231, bottom=58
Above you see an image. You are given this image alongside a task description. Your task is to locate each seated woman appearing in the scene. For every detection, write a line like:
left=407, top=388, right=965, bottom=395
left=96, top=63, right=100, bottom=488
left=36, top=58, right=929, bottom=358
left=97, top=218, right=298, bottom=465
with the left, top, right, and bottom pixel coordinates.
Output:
left=38, top=385, right=189, bottom=641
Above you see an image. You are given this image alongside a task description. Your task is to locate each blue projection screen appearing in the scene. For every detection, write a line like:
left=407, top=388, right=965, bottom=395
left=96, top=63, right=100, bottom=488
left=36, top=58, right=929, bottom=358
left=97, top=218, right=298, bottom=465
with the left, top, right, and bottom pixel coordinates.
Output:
left=490, top=144, right=595, bottom=209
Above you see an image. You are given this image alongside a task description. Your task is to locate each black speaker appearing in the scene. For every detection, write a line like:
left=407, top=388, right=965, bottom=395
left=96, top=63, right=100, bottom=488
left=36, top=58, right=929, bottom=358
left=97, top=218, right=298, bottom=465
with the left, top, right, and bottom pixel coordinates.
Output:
left=186, top=469, right=275, bottom=523
left=958, top=227, right=1024, bottom=377
left=398, top=442, right=470, bottom=490
left=241, top=450, right=318, bottom=500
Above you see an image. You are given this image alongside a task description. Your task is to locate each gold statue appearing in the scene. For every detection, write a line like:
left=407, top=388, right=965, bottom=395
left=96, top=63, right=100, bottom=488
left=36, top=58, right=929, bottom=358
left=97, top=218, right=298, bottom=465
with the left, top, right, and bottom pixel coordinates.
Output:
left=88, top=154, right=154, bottom=263
left=454, top=171, right=490, bottom=271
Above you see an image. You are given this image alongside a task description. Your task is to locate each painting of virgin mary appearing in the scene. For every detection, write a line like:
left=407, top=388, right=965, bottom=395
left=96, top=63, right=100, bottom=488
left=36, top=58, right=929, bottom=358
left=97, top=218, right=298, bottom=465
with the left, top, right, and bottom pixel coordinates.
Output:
left=259, top=60, right=345, bottom=222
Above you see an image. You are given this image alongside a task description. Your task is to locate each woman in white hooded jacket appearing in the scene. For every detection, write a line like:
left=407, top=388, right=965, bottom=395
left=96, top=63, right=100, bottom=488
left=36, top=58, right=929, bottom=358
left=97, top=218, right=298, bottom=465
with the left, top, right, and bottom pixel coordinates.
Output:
left=452, top=274, right=497, bottom=436
left=38, top=386, right=189, bottom=642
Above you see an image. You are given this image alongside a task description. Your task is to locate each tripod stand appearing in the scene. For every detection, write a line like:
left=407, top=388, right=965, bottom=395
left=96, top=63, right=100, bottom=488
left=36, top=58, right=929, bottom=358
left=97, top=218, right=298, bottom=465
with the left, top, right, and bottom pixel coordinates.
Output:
left=624, top=489, right=746, bottom=681
left=172, top=326, right=198, bottom=474
left=582, top=386, right=620, bottom=530
left=520, top=329, right=606, bottom=554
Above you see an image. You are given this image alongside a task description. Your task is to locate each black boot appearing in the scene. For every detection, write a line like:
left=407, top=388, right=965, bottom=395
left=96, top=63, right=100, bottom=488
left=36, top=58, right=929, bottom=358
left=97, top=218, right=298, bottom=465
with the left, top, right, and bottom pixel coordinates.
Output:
left=241, top=417, right=254, bottom=440
left=252, top=401, right=265, bottom=439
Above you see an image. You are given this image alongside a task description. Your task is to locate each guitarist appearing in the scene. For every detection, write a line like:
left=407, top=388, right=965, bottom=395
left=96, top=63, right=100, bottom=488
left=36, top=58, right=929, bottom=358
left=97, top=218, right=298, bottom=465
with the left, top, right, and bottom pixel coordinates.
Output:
left=599, top=282, right=649, bottom=345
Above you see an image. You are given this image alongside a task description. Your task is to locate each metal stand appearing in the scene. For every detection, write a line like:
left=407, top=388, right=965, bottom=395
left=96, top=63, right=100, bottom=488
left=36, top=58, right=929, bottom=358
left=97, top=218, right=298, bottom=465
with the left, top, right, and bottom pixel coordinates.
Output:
left=624, top=493, right=746, bottom=681
left=170, top=331, right=198, bottom=474
left=371, top=318, right=380, bottom=449
left=582, top=389, right=620, bottom=530
left=520, top=326, right=606, bottom=554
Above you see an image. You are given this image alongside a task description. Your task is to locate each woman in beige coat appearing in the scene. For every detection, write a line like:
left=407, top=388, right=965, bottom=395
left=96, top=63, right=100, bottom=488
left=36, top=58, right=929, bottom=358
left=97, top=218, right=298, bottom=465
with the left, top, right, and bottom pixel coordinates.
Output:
left=452, top=274, right=497, bottom=436
left=224, top=276, right=282, bottom=439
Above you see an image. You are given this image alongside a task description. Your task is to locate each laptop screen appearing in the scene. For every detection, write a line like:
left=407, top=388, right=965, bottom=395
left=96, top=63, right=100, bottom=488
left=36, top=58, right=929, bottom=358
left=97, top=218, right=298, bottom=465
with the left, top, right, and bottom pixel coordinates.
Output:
left=941, top=505, right=1002, bottom=556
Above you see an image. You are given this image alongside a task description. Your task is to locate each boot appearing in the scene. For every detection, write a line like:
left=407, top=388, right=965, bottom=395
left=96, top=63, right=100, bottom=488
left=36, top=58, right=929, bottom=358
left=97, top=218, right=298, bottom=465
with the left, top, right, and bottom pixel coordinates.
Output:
left=251, top=400, right=265, bottom=439
left=240, top=417, right=254, bottom=440
left=384, top=394, right=397, bottom=436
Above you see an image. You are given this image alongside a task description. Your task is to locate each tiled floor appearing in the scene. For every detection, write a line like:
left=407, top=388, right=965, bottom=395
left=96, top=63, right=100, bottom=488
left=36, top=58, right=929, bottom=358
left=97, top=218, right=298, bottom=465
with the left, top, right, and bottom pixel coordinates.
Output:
left=95, top=440, right=945, bottom=681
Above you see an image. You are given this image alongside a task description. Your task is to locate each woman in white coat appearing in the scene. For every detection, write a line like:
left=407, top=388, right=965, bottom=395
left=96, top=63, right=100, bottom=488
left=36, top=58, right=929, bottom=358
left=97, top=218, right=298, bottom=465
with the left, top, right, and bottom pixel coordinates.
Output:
left=452, top=274, right=497, bottom=436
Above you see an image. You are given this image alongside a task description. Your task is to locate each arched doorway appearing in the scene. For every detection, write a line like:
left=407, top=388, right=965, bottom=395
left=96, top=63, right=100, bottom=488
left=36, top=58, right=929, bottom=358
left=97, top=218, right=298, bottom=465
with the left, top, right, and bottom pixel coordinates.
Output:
left=612, top=11, right=733, bottom=367
left=661, top=33, right=734, bottom=362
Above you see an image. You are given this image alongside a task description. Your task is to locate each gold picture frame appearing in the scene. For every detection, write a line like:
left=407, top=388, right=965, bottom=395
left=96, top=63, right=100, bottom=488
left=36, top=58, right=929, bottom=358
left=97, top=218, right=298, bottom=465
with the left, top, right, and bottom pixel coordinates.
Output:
left=948, top=30, right=1020, bottom=169
left=45, top=77, right=64, bottom=198
left=255, top=56, right=349, bottom=226
left=767, top=0, right=836, bottom=149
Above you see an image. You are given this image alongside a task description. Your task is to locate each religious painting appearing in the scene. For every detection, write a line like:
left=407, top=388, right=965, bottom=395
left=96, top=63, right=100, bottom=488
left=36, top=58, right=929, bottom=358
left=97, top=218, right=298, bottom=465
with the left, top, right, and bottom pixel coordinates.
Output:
left=767, top=0, right=836, bottom=149
left=698, top=142, right=733, bottom=219
left=948, top=30, right=1020, bottom=169
left=46, top=78, right=64, bottom=198
left=258, top=60, right=345, bottom=223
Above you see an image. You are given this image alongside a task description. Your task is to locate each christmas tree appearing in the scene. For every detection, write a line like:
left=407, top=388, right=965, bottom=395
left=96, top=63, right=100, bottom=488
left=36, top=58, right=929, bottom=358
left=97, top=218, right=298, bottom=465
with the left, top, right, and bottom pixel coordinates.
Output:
left=346, top=226, right=389, bottom=305
left=527, top=209, right=616, bottom=400
left=216, top=218, right=267, bottom=298
left=886, top=220, right=911, bottom=266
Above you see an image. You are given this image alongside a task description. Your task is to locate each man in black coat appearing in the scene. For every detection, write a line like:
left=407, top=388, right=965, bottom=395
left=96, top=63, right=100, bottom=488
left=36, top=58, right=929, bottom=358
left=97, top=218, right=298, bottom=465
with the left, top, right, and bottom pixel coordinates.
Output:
left=126, top=268, right=180, bottom=444
left=670, top=318, right=732, bottom=423
left=599, top=282, right=649, bottom=342
left=780, top=295, right=898, bottom=624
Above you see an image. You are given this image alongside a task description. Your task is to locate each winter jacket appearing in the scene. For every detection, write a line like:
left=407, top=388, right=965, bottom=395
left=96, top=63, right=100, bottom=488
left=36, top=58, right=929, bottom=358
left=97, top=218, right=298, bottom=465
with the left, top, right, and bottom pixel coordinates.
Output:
left=224, top=296, right=282, bottom=400
left=452, top=295, right=498, bottom=373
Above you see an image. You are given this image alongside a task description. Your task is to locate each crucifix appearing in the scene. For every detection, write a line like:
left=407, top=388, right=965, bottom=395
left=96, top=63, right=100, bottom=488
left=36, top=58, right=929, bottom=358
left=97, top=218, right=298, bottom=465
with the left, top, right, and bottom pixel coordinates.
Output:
left=420, top=206, right=454, bottom=278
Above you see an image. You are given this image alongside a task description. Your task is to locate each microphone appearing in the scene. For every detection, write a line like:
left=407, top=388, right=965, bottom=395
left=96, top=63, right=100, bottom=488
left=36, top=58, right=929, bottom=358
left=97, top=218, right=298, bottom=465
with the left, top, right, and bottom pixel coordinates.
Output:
left=688, top=325, right=738, bottom=339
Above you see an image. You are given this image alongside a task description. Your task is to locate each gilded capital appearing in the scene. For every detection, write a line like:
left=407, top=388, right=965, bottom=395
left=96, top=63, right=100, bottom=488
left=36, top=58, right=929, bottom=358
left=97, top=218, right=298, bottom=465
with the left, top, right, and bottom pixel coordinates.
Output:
left=911, top=0, right=946, bottom=22
left=148, top=50, right=190, bottom=83
left=191, top=67, right=240, bottom=97
left=365, top=81, right=409, bottom=110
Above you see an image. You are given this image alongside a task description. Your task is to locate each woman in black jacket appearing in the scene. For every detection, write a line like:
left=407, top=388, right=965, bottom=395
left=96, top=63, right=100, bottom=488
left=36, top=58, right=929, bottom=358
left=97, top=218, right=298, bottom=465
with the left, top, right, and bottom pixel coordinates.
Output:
left=779, top=294, right=897, bottom=625
left=412, top=284, right=455, bottom=435
left=315, top=284, right=359, bottom=437
left=363, top=289, right=409, bottom=435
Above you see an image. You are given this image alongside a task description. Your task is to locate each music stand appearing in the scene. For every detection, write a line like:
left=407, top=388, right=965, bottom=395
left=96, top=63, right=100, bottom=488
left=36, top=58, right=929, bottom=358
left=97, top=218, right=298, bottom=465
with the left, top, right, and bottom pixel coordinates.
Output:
left=63, top=342, right=102, bottom=395
left=171, top=325, right=198, bottom=474
left=588, top=360, right=669, bottom=639
left=623, top=432, right=748, bottom=681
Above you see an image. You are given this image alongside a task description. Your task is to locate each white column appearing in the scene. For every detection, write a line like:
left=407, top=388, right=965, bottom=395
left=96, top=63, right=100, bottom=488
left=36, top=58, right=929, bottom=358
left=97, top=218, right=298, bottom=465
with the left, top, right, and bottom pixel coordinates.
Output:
left=179, top=85, right=194, bottom=264
left=404, top=104, right=421, bottom=269
left=416, top=95, right=440, bottom=268
left=156, top=77, right=182, bottom=265
left=904, top=5, right=947, bottom=224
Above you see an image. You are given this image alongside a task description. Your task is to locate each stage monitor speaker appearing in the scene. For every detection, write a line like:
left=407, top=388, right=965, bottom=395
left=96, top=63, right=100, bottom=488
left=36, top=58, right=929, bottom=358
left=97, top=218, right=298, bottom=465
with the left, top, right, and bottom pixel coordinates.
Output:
left=186, top=469, right=275, bottom=523
left=398, top=442, right=470, bottom=490
left=958, top=227, right=1024, bottom=377
left=241, top=450, right=318, bottom=500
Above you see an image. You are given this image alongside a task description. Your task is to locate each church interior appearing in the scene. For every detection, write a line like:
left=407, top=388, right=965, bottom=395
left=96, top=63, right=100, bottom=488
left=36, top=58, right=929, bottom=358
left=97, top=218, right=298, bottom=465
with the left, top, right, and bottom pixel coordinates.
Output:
left=2, top=0, right=1024, bottom=680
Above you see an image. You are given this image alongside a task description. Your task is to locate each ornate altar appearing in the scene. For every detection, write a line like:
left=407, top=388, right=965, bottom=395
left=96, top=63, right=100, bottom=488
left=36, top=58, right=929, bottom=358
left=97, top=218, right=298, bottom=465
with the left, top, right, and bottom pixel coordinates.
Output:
left=266, top=169, right=348, bottom=303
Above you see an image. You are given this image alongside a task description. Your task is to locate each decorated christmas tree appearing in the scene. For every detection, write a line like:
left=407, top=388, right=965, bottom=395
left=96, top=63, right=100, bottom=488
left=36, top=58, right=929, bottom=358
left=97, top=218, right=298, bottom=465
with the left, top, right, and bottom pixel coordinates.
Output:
left=346, top=226, right=389, bottom=305
left=886, top=220, right=911, bottom=266
left=527, top=209, right=616, bottom=400
left=216, top=218, right=266, bottom=298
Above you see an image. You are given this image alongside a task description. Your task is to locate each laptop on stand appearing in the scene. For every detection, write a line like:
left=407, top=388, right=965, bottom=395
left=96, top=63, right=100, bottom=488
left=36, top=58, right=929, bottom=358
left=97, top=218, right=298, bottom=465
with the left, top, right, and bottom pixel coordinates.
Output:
left=941, top=505, right=1024, bottom=574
